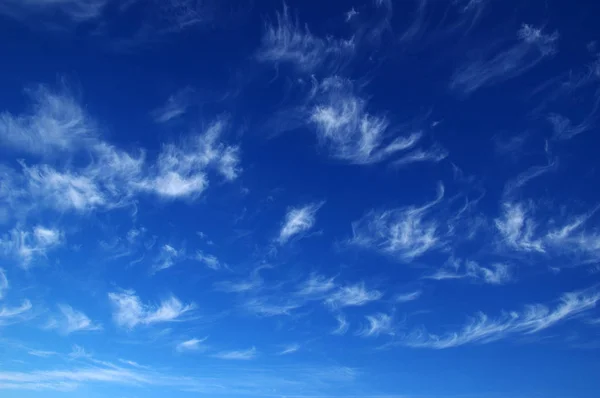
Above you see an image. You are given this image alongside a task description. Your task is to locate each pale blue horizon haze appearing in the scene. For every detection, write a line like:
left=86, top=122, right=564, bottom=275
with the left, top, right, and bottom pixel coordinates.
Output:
left=0, top=0, right=600, bottom=397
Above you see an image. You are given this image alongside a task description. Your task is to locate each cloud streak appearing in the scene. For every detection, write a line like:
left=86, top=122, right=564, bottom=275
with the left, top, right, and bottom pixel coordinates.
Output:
left=403, top=288, right=600, bottom=348
left=451, top=24, right=558, bottom=94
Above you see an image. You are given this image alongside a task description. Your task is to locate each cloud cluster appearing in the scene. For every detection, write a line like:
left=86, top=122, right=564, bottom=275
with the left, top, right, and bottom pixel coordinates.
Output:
left=1, top=85, right=241, bottom=220
left=108, top=290, right=195, bottom=330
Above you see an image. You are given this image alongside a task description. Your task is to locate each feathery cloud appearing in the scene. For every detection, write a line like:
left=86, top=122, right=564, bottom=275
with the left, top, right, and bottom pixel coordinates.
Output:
left=403, top=289, right=600, bottom=348
left=332, top=314, right=349, bottom=335
left=0, top=268, right=8, bottom=300
left=427, top=259, right=512, bottom=285
left=0, top=300, right=32, bottom=324
left=140, top=119, right=241, bottom=198
left=0, top=83, right=96, bottom=155
left=325, top=282, right=382, bottom=309
left=350, top=183, right=444, bottom=260
left=296, top=273, right=337, bottom=297
left=194, top=251, right=223, bottom=270
left=108, top=290, right=195, bottom=330
left=152, top=87, right=194, bottom=123
left=358, top=313, right=395, bottom=337
left=395, top=290, right=422, bottom=303
left=277, top=343, right=300, bottom=355
left=451, top=24, right=558, bottom=94
left=0, top=226, right=63, bottom=268
left=152, top=244, right=182, bottom=273
left=278, top=202, right=323, bottom=244
left=308, top=77, right=444, bottom=165
left=213, top=346, right=257, bottom=360
left=257, top=4, right=354, bottom=73
left=48, top=305, right=101, bottom=334
left=176, top=338, right=208, bottom=352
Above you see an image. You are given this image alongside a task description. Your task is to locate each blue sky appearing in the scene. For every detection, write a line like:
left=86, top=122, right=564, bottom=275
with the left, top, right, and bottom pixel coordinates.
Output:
left=0, top=0, right=599, bottom=397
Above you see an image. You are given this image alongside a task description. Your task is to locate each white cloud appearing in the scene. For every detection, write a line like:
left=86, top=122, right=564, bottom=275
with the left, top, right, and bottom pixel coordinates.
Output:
left=395, top=290, right=422, bottom=303
left=0, top=226, right=63, bottom=268
left=427, top=259, right=512, bottom=285
left=0, top=0, right=107, bottom=23
left=350, top=183, right=444, bottom=260
left=243, top=298, right=301, bottom=317
left=494, top=202, right=545, bottom=253
left=195, top=251, right=222, bottom=270
left=451, top=24, right=558, bottom=94
left=257, top=4, right=354, bottom=72
left=295, top=273, right=336, bottom=297
left=332, top=314, right=349, bottom=335
left=278, top=202, right=323, bottom=244
left=108, top=290, right=195, bottom=330
left=277, top=343, right=300, bottom=355
left=0, top=268, right=8, bottom=300
left=152, top=87, right=194, bottom=123
left=49, top=305, right=101, bottom=334
left=403, top=288, right=600, bottom=348
left=176, top=337, right=208, bottom=352
left=2, top=85, right=240, bottom=214
left=309, top=77, right=443, bottom=165
left=152, top=244, right=182, bottom=273
left=213, top=347, right=257, bottom=360
left=140, top=119, right=241, bottom=199
left=27, top=350, right=58, bottom=358
left=358, top=313, right=395, bottom=337
left=325, top=282, right=383, bottom=309
left=0, top=83, right=96, bottom=155
left=68, top=345, right=92, bottom=359
left=0, top=300, right=32, bottom=324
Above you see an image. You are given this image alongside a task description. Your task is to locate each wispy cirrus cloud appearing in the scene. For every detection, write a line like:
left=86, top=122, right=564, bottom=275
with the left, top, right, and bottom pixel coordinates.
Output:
left=358, top=313, right=396, bottom=337
left=395, top=290, right=422, bottom=303
left=278, top=202, right=324, bottom=244
left=426, top=259, right=512, bottom=285
left=403, top=288, right=600, bottom=348
left=1, top=84, right=241, bottom=215
left=46, top=305, right=101, bottom=334
left=0, top=0, right=106, bottom=27
left=0, top=83, right=96, bottom=155
left=194, top=250, right=223, bottom=270
left=350, top=183, right=445, bottom=260
left=0, top=268, right=8, bottom=299
left=108, top=290, right=195, bottom=330
left=257, top=4, right=354, bottom=73
left=0, top=226, right=63, bottom=268
left=0, top=300, right=33, bottom=325
left=213, top=346, right=257, bottom=360
left=176, top=337, right=208, bottom=353
left=331, top=313, right=349, bottom=335
left=152, top=244, right=183, bottom=274
left=451, top=24, right=559, bottom=94
left=152, top=87, right=195, bottom=123
left=309, top=76, right=445, bottom=165
left=325, top=282, right=382, bottom=309
left=277, top=343, right=300, bottom=355
left=295, top=273, right=337, bottom=297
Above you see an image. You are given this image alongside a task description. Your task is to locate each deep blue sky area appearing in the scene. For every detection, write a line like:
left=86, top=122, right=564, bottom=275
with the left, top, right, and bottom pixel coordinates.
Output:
left=0, top=1, right=599, bottom=397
